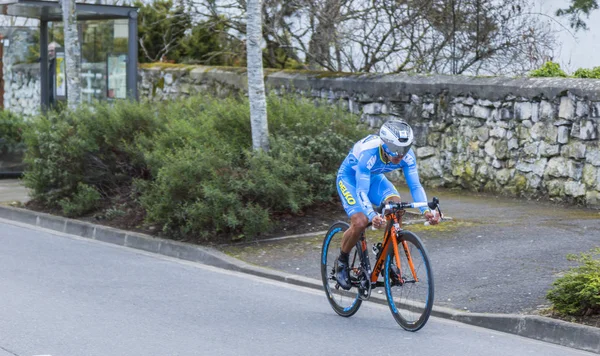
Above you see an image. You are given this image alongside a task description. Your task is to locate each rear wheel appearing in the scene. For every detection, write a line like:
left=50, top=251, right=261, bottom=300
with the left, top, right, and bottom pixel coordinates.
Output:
left=321, top=221, right=362, bottom=317
left=384, top=230, right=434, bottom=331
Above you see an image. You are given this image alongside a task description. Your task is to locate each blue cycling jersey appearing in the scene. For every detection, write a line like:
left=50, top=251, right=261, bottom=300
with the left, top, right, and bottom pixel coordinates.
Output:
left=338, top=134, right=429, bottom=219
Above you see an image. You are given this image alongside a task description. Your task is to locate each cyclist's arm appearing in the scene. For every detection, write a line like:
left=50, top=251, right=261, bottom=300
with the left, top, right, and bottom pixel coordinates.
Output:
left=355, top=152, right=377, bottom=222
left=401, top=150, right=429, bottom=215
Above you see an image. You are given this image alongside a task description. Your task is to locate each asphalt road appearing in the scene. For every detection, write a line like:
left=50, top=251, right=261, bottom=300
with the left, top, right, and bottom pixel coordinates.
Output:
left=0, top=220, right=595, bottom=356
left=221, top=187, right=600, bottom=314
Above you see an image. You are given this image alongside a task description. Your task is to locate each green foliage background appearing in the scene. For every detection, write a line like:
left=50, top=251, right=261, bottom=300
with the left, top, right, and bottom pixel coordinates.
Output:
left=22, top=94, right=368, bottom=241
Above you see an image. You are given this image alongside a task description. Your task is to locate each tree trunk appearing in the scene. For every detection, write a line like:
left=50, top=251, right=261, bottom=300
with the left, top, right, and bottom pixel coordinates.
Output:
left=246, top=0, right=269, bottom=152
left=61, top=0, right=82, bottom=109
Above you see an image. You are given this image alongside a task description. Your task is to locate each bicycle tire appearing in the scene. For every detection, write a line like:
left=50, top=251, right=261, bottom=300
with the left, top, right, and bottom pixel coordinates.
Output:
left=320, top=221, right=362, bottom=317
left=384, top=230, right=434, bottom=331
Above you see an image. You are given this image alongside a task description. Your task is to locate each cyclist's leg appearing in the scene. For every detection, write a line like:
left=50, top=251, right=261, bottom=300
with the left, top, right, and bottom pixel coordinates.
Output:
left=336, top=175, right=368, bottom=254
left=338, top=174, right=401, bottom=254
left=335, top=175, right=367, bottom=289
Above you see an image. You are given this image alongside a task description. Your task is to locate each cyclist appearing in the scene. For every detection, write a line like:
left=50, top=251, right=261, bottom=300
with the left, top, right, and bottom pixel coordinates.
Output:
left=335, top=119, right=440, bottom=290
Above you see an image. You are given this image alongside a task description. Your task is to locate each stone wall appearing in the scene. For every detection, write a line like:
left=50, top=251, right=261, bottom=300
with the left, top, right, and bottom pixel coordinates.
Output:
left=5, top=64, right=600, bottom=205
left=5, top=63, right=39, bottom=116
left=4, top=63, right=107, bottom=114
left=138, top=66, right=600, bottom=207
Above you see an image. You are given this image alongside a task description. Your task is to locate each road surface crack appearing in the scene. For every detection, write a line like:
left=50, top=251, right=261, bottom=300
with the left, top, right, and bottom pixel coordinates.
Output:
left=0, top=345, right=19, bottom=356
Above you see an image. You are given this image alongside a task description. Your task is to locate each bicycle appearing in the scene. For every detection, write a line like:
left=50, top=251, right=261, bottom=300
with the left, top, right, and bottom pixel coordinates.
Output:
left=320, top=197, right=443, bottom=331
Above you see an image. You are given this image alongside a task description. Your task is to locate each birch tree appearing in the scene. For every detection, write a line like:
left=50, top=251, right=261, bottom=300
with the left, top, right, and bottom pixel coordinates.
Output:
left=61, top=0, right=82, bottom=108
left=246, top=0, right=270, bottom=152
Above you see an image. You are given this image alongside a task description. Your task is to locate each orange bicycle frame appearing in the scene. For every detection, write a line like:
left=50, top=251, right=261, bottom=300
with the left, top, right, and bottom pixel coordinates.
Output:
left=369, top=211, right=418, bottom=284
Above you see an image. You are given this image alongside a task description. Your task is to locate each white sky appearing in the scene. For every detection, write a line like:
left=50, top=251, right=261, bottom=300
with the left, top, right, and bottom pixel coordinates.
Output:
left=538, top=0, right=600, bottom=73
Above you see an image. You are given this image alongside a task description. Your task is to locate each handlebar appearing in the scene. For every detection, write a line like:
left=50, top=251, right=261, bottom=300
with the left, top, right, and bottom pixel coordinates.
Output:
left=376, top=196, right=440, bottom=215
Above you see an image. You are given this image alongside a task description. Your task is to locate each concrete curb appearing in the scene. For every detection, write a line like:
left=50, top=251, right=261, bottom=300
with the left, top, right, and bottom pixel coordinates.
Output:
left=0, top=205, right=598, bottom=354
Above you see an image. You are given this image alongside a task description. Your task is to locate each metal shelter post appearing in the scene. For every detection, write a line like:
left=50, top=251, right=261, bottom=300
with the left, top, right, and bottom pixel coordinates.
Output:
left=40, top=20, right=49, bottom=110
left=127, top=10, right=138, bottom=100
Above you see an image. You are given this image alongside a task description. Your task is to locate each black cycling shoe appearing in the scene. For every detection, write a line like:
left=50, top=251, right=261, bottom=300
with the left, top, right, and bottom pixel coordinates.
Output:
left=334, top=258, right=352, bottom=290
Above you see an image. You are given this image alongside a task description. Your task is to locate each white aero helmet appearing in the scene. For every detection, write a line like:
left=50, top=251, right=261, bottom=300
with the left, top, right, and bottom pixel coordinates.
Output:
left=379, top=119, right=414, bottom=157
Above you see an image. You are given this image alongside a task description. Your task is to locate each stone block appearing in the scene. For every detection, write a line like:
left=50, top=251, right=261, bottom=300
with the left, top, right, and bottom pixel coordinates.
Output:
left=545, top=157, right=580, bottom=178
left=579, top=120, right=598, bottom=140
left=539, top=100, right=555, bottom=120
left=557, top=126, right=570, bottom=144
left=558, top=96, right=575, bottom=121
left=531, top=103, right=540, bottom=123
left=530, top=122, right=558, bottom=142
left=495, top=140, right=510, bottom=160
left=539, top=141, right=560, bottom=157
left=453, top=103, right=472, bottom=117
left=500, top=107, right=513, bottom=120
left=427, top=132, right=442, bottom=146
left=363, top=102, right=383, bottom=115
left=473, top=105, right=491, bottom=119
left=476, top=127, right=490, bottom=142
left=546, top=179, right=565, bottom=196
left=419, top=157, right=443, bottom=179
left=484, top=139, right=496, bottom=157
left=490, top=126, right=507, bottom=138
left=582, top=164, right=599, bottom=189
left=576, top=101, right=590, bottom=118
left=515, top=102, right=532, bottom=121
left=563, top=141, right=587, bottom=159
left=477, top=99, right=494, bottom=107
left=564, top=181, right=586, bottom=197
left=591, top=102, right=600, bottom=118
left=496, top=169, right=512, bottom=185
left=586, top=191, right=600, bottom=206
left=416, top=146, right=436, bottom=158
left=523, top=142, right=539, bottom=156
left=571, top=122, right=581, bottom=139
left=516, top=158, right=547, bottom=176
left=518, top=126, right=531, bottom=141
left=422, top=103, right=435, bottom=118
left=586, top=149, right=600, bottom=166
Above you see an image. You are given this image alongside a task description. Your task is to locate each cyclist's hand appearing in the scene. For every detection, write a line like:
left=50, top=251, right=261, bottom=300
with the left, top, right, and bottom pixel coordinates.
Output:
left=424, top=210, right=440, bottom=225
left=372, top=214, right=385, bottom=229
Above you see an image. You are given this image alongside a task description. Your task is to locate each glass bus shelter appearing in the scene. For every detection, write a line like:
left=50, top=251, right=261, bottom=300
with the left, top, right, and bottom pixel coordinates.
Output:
left=0, top=0, right=138, bottom=109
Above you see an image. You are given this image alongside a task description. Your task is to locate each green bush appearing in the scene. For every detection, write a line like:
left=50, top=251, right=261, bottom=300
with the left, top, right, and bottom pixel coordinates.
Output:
left=137, top=94, right=366, bottom=240
left=0, top=110, right=27, bottom=153
left=572, top=67, right=600, bottom=79
left=59, top=183, right=102, bottom=217
left=22, top=100, right=161, bottom=206
left=530, top=62, right=600, bottom=79
left=23, top=94, right=367, bottom=241
left=546, top=248, right=600, bottom=316
left=529, top=61, right=568, bottom=78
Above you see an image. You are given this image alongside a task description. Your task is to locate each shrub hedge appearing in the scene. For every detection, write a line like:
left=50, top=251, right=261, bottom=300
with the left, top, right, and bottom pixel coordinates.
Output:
left=546, top=249, right=600, bottom=317
left=0, top=110, right=27, bottom=154
left=22, top=94, right=368, bottom=241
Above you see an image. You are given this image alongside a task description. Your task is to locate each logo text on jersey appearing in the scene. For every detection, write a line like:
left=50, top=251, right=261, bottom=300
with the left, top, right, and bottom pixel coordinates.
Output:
left=338, top=181, right=356, bottom=205
left=366, top=156, right=376, bottom=169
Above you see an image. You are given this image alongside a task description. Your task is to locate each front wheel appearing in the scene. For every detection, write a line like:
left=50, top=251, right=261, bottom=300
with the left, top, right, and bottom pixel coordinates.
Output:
left=384, top=230, right=434, bottom=331
left=321, top=221, right=362, bottom=317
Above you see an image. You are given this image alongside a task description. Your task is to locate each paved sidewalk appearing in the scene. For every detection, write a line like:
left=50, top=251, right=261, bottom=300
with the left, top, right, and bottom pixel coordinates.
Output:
left=220, top=187, right=600, bottom=316
left=0, top=179, right=29, bottom=206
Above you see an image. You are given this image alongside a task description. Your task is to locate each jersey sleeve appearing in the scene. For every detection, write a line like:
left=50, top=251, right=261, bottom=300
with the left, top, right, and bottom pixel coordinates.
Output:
left=401, top=150, right=430, bottom=214
left=355, top=150, right=378, bottom=221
